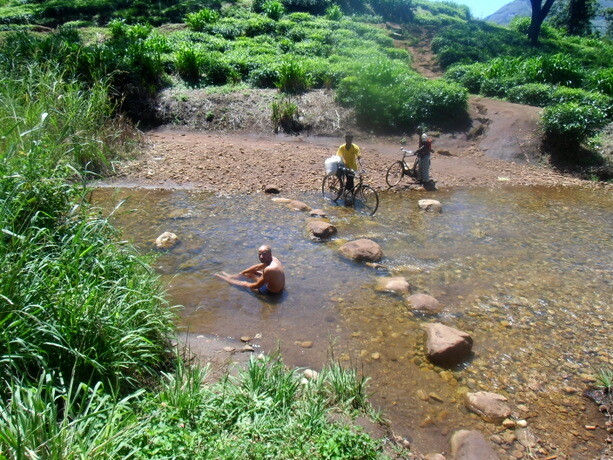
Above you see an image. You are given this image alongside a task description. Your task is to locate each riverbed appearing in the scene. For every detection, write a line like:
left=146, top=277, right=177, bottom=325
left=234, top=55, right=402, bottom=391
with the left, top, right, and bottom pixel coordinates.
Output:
left=91, top=185, right=612, bottom=458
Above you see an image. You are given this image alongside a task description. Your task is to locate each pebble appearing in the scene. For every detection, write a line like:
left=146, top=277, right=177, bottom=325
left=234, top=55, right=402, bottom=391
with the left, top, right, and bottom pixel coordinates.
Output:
left=241, top=345, right=254, bottom=352
left=371, top=352, right=381, bottom=360
left=240, top=335, right=252, bottom=342
left=223, top=346, right=235, bottom=352
left=517, top=420, right=528, bottom=428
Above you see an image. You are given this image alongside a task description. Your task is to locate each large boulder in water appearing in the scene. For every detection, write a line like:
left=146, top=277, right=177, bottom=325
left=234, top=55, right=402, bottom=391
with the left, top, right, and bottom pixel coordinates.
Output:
left=339, top=239, right=383, bottom=262
left=465, top=391, right=511, bottom=423
left=450, top=430, right=499, bottom=460
left=424, top=323, right=473, bottom=366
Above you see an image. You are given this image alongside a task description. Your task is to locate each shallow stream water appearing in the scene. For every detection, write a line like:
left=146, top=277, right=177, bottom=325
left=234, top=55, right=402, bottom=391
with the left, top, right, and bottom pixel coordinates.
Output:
left=91, top=185, right=612, bottom=458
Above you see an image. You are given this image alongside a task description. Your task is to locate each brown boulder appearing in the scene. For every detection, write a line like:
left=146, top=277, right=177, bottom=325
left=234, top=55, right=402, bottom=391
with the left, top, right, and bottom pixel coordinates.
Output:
left=424, top=323, right=473, bottom=366
left=307, top=220, right=337, bottom=240
left=339, top=239, right=383, bottom=262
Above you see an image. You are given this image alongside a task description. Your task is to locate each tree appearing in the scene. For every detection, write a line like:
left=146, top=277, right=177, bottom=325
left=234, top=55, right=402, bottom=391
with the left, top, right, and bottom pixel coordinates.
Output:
left=528, top=0, right=557, bottom=45
left=548, top=0, right=599, bottom=36
left=605, top=7, right=613, bottom=38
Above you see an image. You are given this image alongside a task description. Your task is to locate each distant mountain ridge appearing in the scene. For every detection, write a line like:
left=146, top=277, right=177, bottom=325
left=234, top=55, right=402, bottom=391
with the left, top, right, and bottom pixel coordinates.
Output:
left=485, top=0, right=612, bottom=32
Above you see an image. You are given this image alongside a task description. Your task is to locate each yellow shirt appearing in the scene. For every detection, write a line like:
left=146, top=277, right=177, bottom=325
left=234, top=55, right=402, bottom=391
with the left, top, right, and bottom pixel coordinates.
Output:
left=336, top=143, right=361, bottom=170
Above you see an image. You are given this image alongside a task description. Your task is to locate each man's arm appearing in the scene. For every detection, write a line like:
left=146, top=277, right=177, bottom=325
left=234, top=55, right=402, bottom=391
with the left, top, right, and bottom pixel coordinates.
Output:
left=215, top=269, right=268, bottom=291
left=240, top=263, right=266, bottom=276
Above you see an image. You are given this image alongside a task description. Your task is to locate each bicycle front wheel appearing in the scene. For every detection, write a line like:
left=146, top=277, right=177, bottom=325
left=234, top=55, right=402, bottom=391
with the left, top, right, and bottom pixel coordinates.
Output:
left=352, top=185, right=379, bottom=216
left=385, top=161, right=404, bottom=187
left=322, top=173, right=343, bottom=202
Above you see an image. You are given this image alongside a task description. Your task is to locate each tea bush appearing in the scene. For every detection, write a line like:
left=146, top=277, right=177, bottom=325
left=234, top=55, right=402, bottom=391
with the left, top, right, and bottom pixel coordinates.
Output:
left=542, top=102, right=608, bottom=145
left=263, top=0, right=285, bottom=20
left=507, top=83, right=554, bottom=106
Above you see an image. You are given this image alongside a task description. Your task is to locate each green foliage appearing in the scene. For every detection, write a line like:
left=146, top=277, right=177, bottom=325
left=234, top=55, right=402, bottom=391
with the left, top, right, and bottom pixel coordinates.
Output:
left=325, top=4, right=343, bottom=20
left=542, top=102, right=608, bottom=145
left=369, top=0, right=415, bottom=22
left=594, top=367, right=613, bottom=392
left=175, top=46, right=205, bottom=82
left=0, top=377, right=142, bottom=458
left=185, top=8, right=220, bottom=32
left=281, top=0, right=332, bottom=15
left=262, top=0, right=285, bottom=20
left=276, top=57, right=312, bottom=93
left=507, top=83, right=555, bottom=106
left=271, top=96, right=299, bottom=133
left=336, top=59, right=467, bottom=132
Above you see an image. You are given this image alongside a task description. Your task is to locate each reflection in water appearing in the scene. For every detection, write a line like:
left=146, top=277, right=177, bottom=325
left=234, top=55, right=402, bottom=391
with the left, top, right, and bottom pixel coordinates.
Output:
left=91, top=186, right=612, bottom=457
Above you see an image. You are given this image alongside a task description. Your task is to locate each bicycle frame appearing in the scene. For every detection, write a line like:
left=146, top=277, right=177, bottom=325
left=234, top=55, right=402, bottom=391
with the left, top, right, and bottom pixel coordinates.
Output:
left=400, top=148, right=419, bottom=178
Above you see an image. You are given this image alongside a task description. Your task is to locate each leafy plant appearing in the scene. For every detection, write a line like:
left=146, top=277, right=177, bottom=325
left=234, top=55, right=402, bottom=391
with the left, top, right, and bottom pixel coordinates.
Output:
left=542, top=102, right=608, bottom=149
left=262, top=0, right=285, bottom=20
left=276, top=58, right=312, bottom=93
left=185, top=8, right=220, bottom=32
left=271, top=97, right=300, bottom=133
left=325, top=4, right=343, bottom=20
left=594, top=368, right=613, bottom=393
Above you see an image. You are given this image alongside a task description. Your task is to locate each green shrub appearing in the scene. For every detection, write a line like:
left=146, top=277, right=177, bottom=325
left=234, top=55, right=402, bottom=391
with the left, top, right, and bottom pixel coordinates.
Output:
left=542, top=102, right=608, bottom=144
left=507, top=83, right=554, bottom=106
left=587, top=67, right=613, bottom=97
left=325, top=4, right=343, bottom=20
left=538, top=53, right=585, bottom=87
left=262, top=0, right=285, bottom=20
left=175, top=46, right=204, bottom=82
left=336, top=59, right=467, bottom=132
left=185, top=8, right=220, bottom=32
left=444, top=63, right=486, bottom=94
left=276, top=57, right=312, bottom=93
left=551, top=87, right=613, bottom=118
left=271, top=96, right=300, bottom=132
left=282, top=0, right=331, bottom=15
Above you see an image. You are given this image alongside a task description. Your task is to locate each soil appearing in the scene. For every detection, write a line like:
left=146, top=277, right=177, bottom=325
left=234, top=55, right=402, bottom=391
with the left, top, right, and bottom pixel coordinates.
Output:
left=112, top=90, right=603, bottom=193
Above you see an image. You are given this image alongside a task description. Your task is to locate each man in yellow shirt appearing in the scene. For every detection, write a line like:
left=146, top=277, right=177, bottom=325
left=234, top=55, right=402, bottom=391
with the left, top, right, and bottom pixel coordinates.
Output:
left=336, top=133, right=362, bottom=191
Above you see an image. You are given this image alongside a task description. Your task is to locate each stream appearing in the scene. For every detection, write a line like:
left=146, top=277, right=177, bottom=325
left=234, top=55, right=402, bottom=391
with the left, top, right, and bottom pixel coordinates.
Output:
left=91, top=185, right=612, bottom=458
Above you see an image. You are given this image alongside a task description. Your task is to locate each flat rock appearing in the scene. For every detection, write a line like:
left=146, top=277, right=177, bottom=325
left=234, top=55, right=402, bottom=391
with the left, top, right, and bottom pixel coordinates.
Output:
left=424, top=323, right=473, bottom=366
left=418, top=199, right=442, bottom=212
left=339, top=238, right=383, bottom=262
left=263, top=184, right=280, bottom=194
left=465, top=391, right=511, bottom=423
left=375, top=276, right=410, bottom=294
left=407, top=293, right=442, bottom=314
left=450, top=430, right=499, bottom=460
left=309, top=208, right=327, bottom=217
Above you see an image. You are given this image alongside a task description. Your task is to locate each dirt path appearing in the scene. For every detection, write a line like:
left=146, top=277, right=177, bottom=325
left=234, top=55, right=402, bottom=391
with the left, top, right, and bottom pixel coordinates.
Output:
left=112, top=96, right=593, bottom=193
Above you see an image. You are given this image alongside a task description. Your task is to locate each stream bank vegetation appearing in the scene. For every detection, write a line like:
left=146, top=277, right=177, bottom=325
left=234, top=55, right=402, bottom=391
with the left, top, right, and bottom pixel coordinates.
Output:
left=0, top=57, right=402, bottom=458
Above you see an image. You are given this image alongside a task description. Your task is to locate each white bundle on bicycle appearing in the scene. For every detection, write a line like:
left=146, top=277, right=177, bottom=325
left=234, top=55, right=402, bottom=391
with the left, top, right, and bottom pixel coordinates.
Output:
left=324, top=155, right=343, bottom=174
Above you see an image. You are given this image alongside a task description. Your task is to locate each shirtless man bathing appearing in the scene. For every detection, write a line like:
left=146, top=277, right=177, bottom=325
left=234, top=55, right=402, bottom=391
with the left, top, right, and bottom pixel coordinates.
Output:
left=215, top=245, right=285, bottom=295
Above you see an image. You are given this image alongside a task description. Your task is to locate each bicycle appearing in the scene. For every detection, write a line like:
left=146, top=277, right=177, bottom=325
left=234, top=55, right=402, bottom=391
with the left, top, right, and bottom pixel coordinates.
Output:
left=385, top=148, right=421, bottom=188
left=322, top=166, right=379, bottom=216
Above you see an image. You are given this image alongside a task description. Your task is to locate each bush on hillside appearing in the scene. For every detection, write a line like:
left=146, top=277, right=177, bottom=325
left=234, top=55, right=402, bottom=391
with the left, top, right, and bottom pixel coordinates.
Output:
left=185, top=8, right=220, bottom=32
left=507, top=83, right=554, bottom=106
left=542, top=102, right=608, bottom=146
left=336, top=59, right=467, bottom=132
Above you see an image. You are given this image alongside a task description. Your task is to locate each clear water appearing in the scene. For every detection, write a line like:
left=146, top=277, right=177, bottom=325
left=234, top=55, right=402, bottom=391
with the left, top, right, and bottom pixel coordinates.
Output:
left=91, top=185, right=612, bottom=457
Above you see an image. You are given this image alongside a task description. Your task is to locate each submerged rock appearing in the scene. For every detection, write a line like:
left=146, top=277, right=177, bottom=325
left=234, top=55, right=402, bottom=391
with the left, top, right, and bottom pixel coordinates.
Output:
left=424, top=323, right=473, bottom=366
left=155, top=231, right=179, bottom=249
left=418, top=199, right=442, bottom=212
left=465, top=391, right=512, bottom=423
left=375, top=276, right=410, bottom=294
left=450, top=430, right=498, bottom=459
left=407, top=293, right=442, bottom=314
left=339, top=239, right=383, bottom=262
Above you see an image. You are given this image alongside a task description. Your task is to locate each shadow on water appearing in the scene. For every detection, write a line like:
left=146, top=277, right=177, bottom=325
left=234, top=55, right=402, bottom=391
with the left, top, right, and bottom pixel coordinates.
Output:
left=91, top=185, right=612, bottom=457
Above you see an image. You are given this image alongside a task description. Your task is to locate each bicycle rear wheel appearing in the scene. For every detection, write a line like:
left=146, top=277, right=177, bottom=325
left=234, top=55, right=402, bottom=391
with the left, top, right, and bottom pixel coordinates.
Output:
left=385, top=161, right=404, bottom=187
left=352, top=185, right=379, bottom=216
left=322, top=173, right=343, bottom=202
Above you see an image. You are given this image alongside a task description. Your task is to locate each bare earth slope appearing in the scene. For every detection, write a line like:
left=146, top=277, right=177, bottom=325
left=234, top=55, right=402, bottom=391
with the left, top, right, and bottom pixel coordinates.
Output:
left=113, top=92, right=592, bottom=192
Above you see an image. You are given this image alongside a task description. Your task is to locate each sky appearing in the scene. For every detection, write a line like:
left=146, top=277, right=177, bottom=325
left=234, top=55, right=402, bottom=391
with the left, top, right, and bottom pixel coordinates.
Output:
left=447, top=0, right=514, bottom=19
